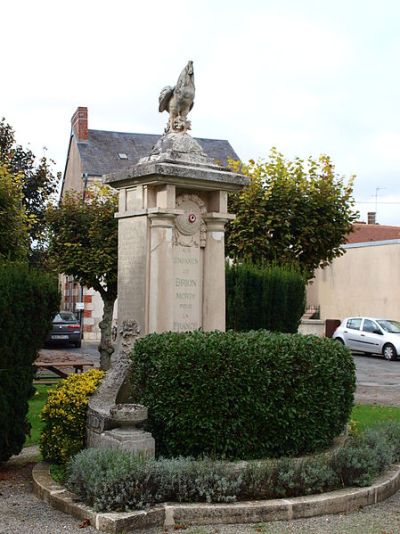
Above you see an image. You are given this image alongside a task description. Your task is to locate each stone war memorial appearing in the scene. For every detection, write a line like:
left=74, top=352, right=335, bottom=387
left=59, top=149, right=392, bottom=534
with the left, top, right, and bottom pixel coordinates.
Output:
left=86, top=61, right=249, bottom=454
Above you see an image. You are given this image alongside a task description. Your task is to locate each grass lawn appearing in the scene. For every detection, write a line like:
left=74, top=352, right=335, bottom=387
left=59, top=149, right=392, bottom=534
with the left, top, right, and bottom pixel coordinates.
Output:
left=351, top=404, right=400, bottom=433
left=25, top=384, right=55, bottom=447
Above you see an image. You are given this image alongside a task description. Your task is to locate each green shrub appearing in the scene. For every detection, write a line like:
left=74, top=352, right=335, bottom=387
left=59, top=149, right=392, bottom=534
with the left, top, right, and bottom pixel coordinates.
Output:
left=131, top=330, right=355, bottom=460
left=0, top=262, right=59, bottom=462
left=66, top=422, right=400, bottom=512
left=40, top=369, right=104, bottom=465
left=226, top=262, right=305, bottom=333
left=66, top=450, right=242, bottom=512
left=331, top=427, right=394, bottom=487
left=373, top=421, right=400, bottom=462
left=273, top=457, right=339, bottom=497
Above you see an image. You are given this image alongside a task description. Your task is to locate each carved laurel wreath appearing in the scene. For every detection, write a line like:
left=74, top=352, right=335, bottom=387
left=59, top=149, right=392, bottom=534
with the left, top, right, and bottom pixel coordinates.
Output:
left=174, top=193, right=207, bottom=248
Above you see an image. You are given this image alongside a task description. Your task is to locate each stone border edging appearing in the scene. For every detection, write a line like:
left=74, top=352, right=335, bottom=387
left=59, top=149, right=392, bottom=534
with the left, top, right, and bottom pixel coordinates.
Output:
left=33, top=461, right=400, bottom=532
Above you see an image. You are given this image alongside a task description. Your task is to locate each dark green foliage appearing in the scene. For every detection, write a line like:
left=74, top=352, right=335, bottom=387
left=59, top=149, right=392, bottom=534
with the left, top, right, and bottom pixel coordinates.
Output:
left=0, top=262, right=59, bottom=462
left=131, top=330, right=355, bottom=460
left=0, top=118, right=60, bottom=248
left=46, top=186, right=118, bottom=370
left=66, top=422, right=400, bottom=512
left=226, top=263, right=305, bottom=333
left=0, top=163, right=29, bottom=262
left=226, top=151, right=357, bottom=277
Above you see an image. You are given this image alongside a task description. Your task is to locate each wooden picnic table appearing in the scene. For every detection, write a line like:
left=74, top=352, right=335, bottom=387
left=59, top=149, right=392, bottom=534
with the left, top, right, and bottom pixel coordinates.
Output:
left=34, top=360, right=94, bottom=379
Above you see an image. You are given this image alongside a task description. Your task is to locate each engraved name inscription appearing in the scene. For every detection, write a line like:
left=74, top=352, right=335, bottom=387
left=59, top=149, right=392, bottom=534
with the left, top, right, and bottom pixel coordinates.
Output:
left=173, top=246, right=201, bottom=332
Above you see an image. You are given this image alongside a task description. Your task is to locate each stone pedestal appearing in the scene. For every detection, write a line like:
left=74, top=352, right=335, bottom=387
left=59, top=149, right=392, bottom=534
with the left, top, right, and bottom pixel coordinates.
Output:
left=99, top=428, right=155, bottom=456
left=106, top=133, right=248, bottom=335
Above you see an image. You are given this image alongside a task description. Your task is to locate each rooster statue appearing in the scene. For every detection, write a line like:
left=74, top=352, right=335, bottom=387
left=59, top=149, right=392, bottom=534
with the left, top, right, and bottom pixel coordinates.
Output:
left=159, top=61, right=195, bottom=133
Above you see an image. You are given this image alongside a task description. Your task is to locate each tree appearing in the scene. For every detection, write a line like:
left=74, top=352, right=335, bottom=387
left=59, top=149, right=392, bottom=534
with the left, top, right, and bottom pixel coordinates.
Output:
left=0, top=119, right=60, bottom=257
left=47, top=186, right=118, bottom=370
left=0, top=163, right=29, bottom=261
left=226, top=148, right=358, bottom=278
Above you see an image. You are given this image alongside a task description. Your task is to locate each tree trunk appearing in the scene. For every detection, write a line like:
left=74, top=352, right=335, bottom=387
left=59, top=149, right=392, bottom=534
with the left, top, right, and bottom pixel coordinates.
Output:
left=98, top=295, right=116, bottom=370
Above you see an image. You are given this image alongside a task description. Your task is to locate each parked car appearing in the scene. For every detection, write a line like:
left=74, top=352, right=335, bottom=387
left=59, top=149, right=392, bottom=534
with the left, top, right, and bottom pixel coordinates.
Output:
left=45, top=311, right=82, bottom=348
left=333, top=316, right=400, bottom=361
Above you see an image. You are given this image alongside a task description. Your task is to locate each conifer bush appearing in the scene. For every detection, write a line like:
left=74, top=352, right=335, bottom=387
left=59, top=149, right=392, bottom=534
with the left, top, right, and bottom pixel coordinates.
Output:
left=0, top=262, right=59, bottom=462
left=131, top=330, right=355, bottom=460
left=226, top=262, right=305, bottom=333
left=40, top=369, right=104, bottom=464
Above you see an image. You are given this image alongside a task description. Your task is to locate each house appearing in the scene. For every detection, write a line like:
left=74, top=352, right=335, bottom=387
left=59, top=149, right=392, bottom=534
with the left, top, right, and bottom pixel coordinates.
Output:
left=306, top=214, right=400, bottom=325
left=61, top=107, right=240, bottom=339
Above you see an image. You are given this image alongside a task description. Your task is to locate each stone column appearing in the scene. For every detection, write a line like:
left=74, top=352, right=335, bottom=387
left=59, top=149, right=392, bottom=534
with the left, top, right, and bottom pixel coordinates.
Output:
left=202, top=214, right=232, bottom=331
left=148, top=211, right=177, bottom=333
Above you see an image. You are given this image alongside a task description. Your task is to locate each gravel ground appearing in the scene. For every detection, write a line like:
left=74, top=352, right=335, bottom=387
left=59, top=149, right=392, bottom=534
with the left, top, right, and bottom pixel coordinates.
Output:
left=2, top=447, right=400, bottom=533
left=0, top=446, right=98, bottom=534
left=145, top=490, right=400, bottom=534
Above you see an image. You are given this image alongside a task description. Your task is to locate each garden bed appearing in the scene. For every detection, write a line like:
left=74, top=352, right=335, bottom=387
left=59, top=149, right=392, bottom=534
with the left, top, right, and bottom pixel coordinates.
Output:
left=33, top=461, right=400, bottom=533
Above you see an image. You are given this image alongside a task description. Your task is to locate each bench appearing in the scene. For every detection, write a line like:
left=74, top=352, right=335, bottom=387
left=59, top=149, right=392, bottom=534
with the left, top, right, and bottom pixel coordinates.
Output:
left=34, top=360, right=94, bottom=380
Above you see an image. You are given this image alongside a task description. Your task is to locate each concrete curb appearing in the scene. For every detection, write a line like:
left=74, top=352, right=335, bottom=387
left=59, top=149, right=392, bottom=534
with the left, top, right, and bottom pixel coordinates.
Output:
left=33, top=461, right=400, bottom=532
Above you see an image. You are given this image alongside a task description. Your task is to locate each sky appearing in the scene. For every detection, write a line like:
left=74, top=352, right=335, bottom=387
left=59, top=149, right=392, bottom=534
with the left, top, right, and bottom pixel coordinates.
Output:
left=2, top=0, right=400, bottom=225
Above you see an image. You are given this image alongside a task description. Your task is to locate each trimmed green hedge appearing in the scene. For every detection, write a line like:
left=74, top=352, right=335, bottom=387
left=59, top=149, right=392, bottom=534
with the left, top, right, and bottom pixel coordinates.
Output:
left=131, top=330, right=355, bottom=460
left=0, top=262, right=59, bottom=462
left=226, top=263, right=305, bottom=333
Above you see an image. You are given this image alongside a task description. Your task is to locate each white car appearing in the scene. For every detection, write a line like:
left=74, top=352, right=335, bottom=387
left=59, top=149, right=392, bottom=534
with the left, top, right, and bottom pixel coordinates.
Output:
left=332, top=317, right=400, bottom=361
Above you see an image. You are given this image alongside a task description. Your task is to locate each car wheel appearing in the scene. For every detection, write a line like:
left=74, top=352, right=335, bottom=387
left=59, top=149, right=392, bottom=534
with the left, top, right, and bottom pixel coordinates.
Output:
left=74, top=341, right=82, bottom=348
left=335, top=338, right=345, bottom=345
left=383, top=343, right=397, bottom=361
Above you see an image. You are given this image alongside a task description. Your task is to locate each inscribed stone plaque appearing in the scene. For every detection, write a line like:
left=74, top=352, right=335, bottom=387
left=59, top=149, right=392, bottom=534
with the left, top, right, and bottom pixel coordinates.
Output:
left=173, top=245, right=201, bottom=331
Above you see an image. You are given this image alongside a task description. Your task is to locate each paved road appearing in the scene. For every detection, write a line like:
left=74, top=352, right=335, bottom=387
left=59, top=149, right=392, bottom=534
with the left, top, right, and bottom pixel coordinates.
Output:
left=38, top=340, right=101, bottom=366
left=353, top=352, right=400, bottom=406
left=38, top=343, right=400, bottom=407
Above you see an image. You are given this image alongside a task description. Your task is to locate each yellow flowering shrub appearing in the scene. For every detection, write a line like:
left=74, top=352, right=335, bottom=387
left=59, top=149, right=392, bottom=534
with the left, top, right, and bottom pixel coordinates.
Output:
left=40, top=369, right=104, bottom=464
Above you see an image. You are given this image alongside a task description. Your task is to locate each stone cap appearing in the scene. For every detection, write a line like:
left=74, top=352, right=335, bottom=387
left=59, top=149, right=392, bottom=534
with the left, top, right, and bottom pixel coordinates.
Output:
left=105, top=131, right=249, bottom=192
left=106, top=161, right=249, bottom=192
left=140, top=131, right=217, bottom=167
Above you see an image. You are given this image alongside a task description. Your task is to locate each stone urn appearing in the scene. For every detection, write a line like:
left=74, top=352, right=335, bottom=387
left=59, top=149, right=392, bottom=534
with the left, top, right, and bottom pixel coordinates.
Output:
left=110, top=403, right=148, bottom=429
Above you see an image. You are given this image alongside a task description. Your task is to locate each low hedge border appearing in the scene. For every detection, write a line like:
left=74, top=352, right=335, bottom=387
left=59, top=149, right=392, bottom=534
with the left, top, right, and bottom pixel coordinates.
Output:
left=32, top=461, right=400, bottom=533
left=62, top=423, right=400, bottom=513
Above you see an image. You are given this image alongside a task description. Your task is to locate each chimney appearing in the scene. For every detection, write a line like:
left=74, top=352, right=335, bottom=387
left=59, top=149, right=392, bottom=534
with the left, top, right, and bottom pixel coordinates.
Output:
left=71, top=107, right=88, bottom=142
left=367, top=211, right=376, bottom=225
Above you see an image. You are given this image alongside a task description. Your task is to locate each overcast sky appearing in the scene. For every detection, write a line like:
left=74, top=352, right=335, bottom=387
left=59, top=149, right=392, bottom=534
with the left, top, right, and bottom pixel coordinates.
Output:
left=2, top=0, right=400, bottom=224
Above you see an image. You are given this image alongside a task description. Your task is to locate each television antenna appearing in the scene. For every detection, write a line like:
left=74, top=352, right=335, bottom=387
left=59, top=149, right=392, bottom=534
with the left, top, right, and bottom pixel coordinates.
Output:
left=375, top=187, right=386, bottom=216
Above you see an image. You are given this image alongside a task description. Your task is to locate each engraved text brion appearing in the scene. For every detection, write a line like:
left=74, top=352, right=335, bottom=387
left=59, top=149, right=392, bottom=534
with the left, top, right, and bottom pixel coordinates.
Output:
left=176, top=278, right=197, bottom=287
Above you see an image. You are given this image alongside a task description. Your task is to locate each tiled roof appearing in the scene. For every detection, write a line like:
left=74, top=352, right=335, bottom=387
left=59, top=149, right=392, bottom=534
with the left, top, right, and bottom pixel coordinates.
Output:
left=78, top=129, right=240, bottom=176
left=347, top=223, right=400, bottom=243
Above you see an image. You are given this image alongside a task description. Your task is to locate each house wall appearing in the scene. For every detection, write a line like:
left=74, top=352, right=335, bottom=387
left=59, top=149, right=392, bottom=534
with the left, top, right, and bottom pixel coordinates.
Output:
left=63, top=139, right=84, bottom=195
left=61, top=139, right=106, bottom=340
left=298, top=319, right=325, bottom=337
left=307, top=241, right=400, bottom=321
left=82, top=288, right=102, bottom=340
